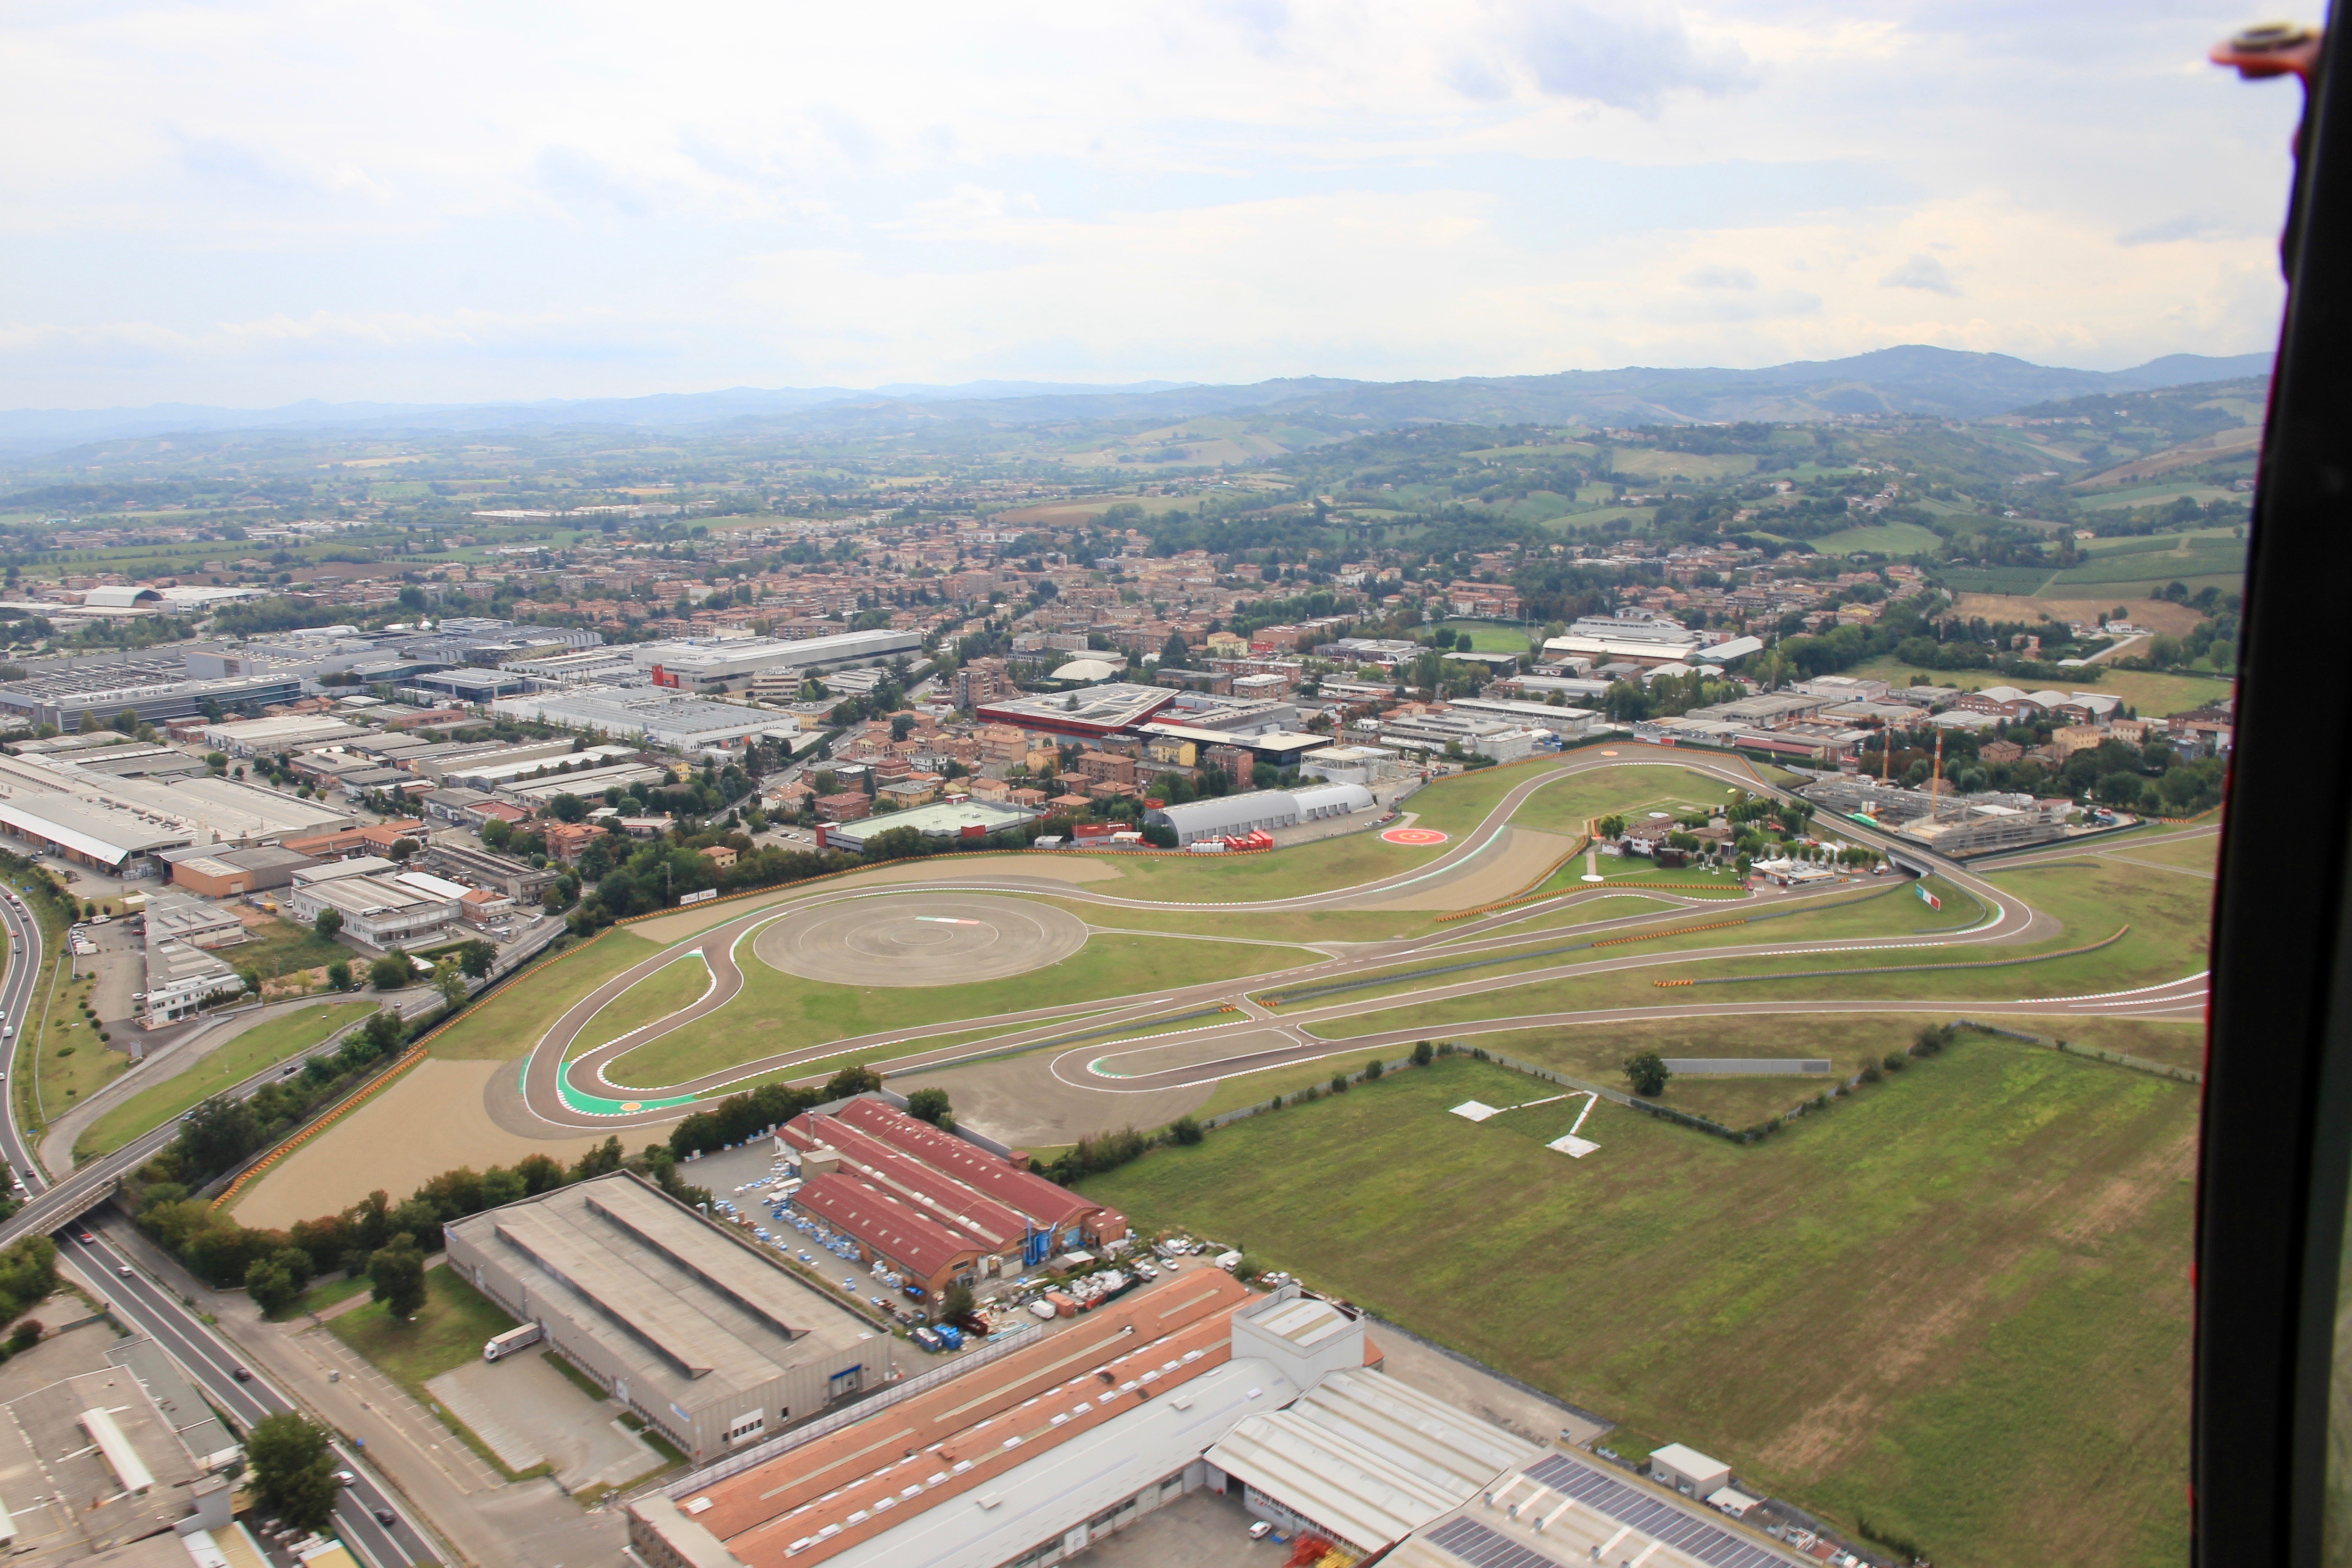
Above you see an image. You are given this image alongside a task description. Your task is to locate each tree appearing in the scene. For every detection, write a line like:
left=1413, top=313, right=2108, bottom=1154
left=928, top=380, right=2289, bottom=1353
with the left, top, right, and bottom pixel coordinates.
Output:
left=368, top=1234, right=427, bottom=1319
left=823, top=1064, right=883, bottom=1101
left=312, top=907, right=343, bottom=941
left=1159, top=631, right=1190, bottom=668
left=247, top=1412, right=339, bottom=1531
left=941, top=1283, right=976, bottom=1322
left=1411, top=1040, right=1435, bottom=1067
left=324, top=960, right=352, bottom=992
left=1622, top=1050, right=1671, bottom=1098
left=369, top=952, right=412, bottom=990
left=480, top=817, right=512, bottom=850
left=457, top=940, right=495, bottom=979
left=389, top=837, right=421, bottom=862
left=904, top=1088, right=952, bottom=1127
left=1168, top=1114, right=1205, bottom=1145
left=1596, top=816, right=1626, bottom=840
left=1363, top=1056, right=1384, bottom=1081
left=246, top=1247, right=312, bottom=1315
left=437, top=969, right=468, bottom=1009
left=548, top=793, right=588, bottom=823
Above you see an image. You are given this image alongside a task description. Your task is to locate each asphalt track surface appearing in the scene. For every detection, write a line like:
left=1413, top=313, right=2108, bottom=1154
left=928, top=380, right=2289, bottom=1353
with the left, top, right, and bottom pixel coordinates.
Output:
left=493, top=744, right=2209, bottom=1138
left=753, top=893, right=1089, bottom=987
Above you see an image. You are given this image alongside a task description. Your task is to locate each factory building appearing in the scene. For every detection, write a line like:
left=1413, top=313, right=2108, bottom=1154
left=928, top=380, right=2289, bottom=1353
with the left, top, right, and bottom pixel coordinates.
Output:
left=779, top=1098, right=1122, bottom=1273
left=0, top=655, right=305, bottom=732
left=813, top=799, right=1039, bottom=854
left=627, top=1281, right=1567, bottom=1568
left=445, top=1172, right=891, bottom=1466
left=974, top=684, right=1178, bottom=740
left=281, top=870, right=464, bottom=948
left=631, top=629, right=922, bottom=690
left=1145, top=784, right=1376, bottom=847
left=489, top=688, right=784, bottom=752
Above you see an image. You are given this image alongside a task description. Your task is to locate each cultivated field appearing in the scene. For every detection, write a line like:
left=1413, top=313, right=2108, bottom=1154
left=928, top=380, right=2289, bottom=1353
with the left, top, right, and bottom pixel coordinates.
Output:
left=1081, top=1046, right=2193, bottom=1568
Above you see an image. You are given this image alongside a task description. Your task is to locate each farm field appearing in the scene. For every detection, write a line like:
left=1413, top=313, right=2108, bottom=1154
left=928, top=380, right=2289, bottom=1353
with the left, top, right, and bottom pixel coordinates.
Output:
left=77, top=1000, right=375, bottom=1159
left=1081, top=1046, right=2193, bottom=1568
left=1801, top=520, right=1942, bottom=556
left=602, top=929, right=1307, bottom=1088
left=1837, top=655, right=2232, bottom=719
left=429, top=931, right=660, bottom=1061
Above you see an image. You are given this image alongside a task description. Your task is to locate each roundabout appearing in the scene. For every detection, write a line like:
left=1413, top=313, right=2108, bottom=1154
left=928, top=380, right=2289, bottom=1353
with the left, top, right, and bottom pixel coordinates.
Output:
left=750, top=893, right=1091, bottom=988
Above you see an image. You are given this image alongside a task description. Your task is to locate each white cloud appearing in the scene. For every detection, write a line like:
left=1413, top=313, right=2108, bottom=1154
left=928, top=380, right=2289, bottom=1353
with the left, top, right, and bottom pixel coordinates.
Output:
left=1881, top=253, right=1964, bottom=295
left=0, top=0, right=2302, bottom=405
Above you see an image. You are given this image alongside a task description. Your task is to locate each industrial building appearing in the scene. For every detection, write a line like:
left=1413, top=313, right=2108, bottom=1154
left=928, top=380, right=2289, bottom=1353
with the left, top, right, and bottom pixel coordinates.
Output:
left=632, top=630, right=922, bottom=690
left=199, top=714, right=368, bottom=757
left=1378, top=712, right=1550, bottom=762
left=489, top=688, right=785, bottom=751
left=141, top=937, right=244, bottom=1026
left=444, top=1172, right=892, bottom=1466
left=281, top=869, right=463, bottom=948
left=1146, top=783, right=1376, bottom=846
left=162, top=843, right=317, bottom=898
left=974, top=684, right=1177, bottom=740
left=814, top=799, right=1039, bottom=854
left=1442, top=697, right=1602, bottom=740
left=625, top=1276, right=1782, bottom=1568
left=413, top=838, right=559, bottom=903
left=0, top=655, right=304, bottom=731
left=0, top=1336, right=246, bottom=1566
left=779, top=1098, right=1122, bottom=1278
left=139, top=889, right=247, bottom=949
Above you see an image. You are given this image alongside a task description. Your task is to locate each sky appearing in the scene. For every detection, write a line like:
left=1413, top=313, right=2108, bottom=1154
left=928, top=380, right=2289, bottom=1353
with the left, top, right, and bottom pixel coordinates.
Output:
left=0, top=0, right=2310, bottom=410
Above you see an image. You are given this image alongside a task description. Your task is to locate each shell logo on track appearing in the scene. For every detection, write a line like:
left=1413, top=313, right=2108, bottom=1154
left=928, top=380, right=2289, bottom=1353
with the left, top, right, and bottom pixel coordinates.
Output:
left=1383, top=827, right=1449, bottom=846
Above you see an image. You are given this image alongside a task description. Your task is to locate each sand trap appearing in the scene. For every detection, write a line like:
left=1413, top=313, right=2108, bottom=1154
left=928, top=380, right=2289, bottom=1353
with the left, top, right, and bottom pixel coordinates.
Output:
left=233, top=1060, right=619, bottom=1229
left=1362, top=827, right=1580, bottom=910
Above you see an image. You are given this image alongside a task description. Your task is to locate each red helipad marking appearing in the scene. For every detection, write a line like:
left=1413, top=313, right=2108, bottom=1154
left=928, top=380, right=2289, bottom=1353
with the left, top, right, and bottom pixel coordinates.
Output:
left=1383, top=828, right=1449, bottom=845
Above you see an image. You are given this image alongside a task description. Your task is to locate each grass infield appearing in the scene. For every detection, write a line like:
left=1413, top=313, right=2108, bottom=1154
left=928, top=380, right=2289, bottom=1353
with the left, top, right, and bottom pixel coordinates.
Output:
left=1081, top=1046, right=2191, bottom=1568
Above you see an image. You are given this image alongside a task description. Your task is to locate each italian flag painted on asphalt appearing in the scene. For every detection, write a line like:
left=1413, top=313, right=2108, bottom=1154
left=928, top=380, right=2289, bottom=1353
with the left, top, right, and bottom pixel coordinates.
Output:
left=1917, top=883, right=1942, bottom=911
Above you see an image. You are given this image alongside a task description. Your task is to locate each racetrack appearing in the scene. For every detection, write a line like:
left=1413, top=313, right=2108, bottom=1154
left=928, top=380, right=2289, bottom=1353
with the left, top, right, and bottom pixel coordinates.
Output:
left=233, top=740, right=2213, bottom=1196
left=751, top=893, right=1090, bottom=987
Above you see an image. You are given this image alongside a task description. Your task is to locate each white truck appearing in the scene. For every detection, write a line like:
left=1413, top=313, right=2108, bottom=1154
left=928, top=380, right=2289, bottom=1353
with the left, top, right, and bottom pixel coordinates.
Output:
left=483, top=1323, right=543, bottom=1362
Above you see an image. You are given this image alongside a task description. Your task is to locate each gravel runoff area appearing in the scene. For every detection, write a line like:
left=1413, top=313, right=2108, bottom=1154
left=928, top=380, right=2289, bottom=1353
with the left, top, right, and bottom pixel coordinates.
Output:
left=751, top=892, right=1091, bottom=989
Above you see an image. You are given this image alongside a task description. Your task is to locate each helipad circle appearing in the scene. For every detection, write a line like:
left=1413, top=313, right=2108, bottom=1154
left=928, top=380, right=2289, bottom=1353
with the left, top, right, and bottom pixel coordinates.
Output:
left=753, top=895, right=1089, bottom=988
left=1383, top=827, right=1449, bottom=846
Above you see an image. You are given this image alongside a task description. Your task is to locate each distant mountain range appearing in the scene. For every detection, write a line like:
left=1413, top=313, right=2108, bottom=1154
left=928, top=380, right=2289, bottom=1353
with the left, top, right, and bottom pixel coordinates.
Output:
left=0, top=347, right=2271, bottom=457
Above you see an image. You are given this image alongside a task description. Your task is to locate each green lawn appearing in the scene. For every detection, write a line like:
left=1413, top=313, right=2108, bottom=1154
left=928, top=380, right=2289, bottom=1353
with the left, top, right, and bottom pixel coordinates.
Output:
left=1501, top=765, right=1744, bottom=838
left=569, top=954, right=711, bottom=1059
left=1803, top=520, right=1944, bottom=556
left=33, top=968, right=132, bottom=1124
left=603, top=931, right=1311, bottom=1089
left=1435, top=621, right=1541, bottom=653
left=429, top=931, right=660, bottom=1061
left=328, top=1267, right=517, bottom=1395
left=76, top=1000, right=376, bottom=1160
left=1082, top=1048, right=2192, bottom=1568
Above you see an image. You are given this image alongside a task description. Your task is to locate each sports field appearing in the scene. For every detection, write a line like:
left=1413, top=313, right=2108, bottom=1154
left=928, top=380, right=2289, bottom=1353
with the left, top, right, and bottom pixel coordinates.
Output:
left=1081, top=1045, right=2192, bottom=1568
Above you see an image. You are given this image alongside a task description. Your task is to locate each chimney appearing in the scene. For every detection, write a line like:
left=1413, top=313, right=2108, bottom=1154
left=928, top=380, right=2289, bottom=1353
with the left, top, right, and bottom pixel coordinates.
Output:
left=1007, top=1150, right=1032, bottom=1172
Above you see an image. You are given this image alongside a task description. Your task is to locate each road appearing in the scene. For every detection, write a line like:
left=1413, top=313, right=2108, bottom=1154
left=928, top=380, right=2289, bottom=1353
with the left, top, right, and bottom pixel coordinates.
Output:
left=0, top=882, right=575, bottom=1567
left=58, top=1224, right=432, bottom=1568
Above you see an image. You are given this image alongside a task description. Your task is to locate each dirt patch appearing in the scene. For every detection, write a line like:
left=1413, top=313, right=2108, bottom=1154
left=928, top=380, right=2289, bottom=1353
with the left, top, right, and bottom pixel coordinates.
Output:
left=1362, top=827, right=1578, bottom=911
left=2081, top=423, right=2261, bottom=485
left=233, top=1060, right=618, bottom=1229
left=1950, top=594, right=2209, bottom=635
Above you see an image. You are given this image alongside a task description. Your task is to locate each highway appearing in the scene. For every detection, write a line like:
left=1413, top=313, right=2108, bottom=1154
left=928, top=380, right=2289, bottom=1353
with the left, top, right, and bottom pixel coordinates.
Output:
left=0, top=878, right=469, bottom=1567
